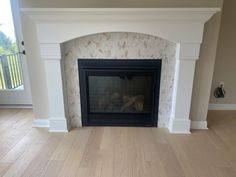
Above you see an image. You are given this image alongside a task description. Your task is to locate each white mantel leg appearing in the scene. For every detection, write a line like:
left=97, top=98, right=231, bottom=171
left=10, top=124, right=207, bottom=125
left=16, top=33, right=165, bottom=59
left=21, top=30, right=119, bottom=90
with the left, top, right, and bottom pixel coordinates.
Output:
left=168, top=43, right=200, bottom=134
left=41, top=44, right=68, bottom=132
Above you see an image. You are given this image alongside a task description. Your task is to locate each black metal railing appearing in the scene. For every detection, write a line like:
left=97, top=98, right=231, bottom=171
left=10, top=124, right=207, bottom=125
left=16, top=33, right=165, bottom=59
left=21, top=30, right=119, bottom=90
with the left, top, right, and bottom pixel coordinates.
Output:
left=0, top=53, right=23, bottom=89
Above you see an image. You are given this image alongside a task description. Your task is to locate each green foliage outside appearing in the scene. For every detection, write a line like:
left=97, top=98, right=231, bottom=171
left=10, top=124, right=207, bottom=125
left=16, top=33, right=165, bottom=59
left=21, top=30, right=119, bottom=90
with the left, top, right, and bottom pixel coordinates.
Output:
left=0, top=31, right=22, bottom=89
left=0, top=31, right=18, bottom=55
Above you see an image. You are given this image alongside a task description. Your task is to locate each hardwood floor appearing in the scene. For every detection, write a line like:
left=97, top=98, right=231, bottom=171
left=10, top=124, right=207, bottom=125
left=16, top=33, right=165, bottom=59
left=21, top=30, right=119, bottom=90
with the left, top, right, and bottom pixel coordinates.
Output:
left=0, top=109, right=235, bottom=177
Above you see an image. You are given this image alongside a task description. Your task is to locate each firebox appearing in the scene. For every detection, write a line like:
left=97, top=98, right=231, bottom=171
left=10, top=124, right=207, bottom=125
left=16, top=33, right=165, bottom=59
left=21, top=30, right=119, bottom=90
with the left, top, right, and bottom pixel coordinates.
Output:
left=78, top=59, right=161, bottom=127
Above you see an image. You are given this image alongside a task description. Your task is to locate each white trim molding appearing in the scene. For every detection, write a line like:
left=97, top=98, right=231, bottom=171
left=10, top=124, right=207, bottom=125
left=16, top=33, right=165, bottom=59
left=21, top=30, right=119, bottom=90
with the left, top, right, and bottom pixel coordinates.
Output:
left=32, top=119, right=50, bottom=128
left=0, top=104, right=33, bottom=108
left=208, top=104, right=236, bottom=110
left=21, top=8, right=220, bottom=134
left=168, top=118, right=191, bottom=134
left=49, top=118, right=68, bottom=132
left=191, top=121, right=208, bottom=129
left=32, top=118, right=68, bottom=132
left=21, top=8, right=220, bottom=44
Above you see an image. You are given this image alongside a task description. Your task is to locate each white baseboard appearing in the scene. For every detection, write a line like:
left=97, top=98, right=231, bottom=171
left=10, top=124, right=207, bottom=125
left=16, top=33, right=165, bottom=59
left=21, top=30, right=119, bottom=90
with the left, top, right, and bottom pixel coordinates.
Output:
left=168, top=118, right=191, bottom=134
left=32, top=119, right=50, bottom=128
left=0, top=104, right=33, bottom=108
left=191, top=121, right=208, bottom=129
left=49, top=129, right=69, bottom=133
left=32, top=118, right=68, bottom=132
left=208, top=104, right=236, bottom=110
left=49, top=117, right=68, bottom=132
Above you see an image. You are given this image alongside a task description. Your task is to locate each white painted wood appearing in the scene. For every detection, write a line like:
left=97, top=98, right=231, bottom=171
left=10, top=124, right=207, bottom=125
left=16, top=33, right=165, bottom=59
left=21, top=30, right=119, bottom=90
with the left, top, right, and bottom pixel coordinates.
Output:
left=49, top=118, right=68, bottom=132
left=21, top=8, right=220, bottom=44
left=190, top=121, right=208, bottom=129
left=172, top=59, right=196, bottom=118
left=169, top=43, right=199, bottom=133
left=20, top=8, right=221, bottom=13
left=21, top=8, right=219, bottom=133
left=44, top=59, right=68, bottom=132
left=35, top=22, right=204, bottom=44
left=21, top=8, right=220, bottom=25
left=40, top=44, right=61, bottom=59
left=208, top=104, right=236, bottom=110
left=32, top=119, right=50, bottom=128
left=0, top=104, right=33, bottom=108
left=168, top=118, right=191, bottom=134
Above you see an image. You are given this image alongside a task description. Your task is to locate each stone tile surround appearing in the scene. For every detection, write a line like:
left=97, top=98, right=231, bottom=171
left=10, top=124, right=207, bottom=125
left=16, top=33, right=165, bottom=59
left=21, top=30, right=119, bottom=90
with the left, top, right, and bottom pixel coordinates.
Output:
left=61, top=32, right=176, bottom=127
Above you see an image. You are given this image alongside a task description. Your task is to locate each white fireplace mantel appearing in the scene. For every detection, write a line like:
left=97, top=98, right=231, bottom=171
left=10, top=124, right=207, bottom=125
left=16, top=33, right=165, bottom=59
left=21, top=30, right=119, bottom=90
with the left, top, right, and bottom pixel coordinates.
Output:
left=21, top=8, right=220, bottom=133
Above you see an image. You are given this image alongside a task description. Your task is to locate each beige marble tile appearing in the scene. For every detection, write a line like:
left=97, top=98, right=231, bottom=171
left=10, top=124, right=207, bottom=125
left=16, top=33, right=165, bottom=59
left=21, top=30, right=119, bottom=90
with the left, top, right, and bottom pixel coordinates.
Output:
left=61, top=32, right=176, bottom=127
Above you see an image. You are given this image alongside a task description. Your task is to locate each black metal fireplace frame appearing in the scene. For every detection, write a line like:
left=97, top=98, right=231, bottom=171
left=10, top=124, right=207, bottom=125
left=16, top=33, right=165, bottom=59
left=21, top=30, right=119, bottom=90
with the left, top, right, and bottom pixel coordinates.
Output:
left=78, top=59, right=161, bottom=127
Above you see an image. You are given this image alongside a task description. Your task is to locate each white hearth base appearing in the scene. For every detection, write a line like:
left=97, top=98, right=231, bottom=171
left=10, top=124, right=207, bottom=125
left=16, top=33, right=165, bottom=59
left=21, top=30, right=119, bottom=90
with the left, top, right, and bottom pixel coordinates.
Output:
left=49, top=118, right=68, bottom=132
left=168, top=118, right=191, bottom=134
left=22, top=8, right=220, bottom=133
left=191, top=121, right=208, bottom=129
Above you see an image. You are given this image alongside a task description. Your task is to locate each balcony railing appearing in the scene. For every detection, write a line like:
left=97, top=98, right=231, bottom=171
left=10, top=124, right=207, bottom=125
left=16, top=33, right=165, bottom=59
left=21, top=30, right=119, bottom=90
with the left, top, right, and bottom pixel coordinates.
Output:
left=0, top=53, right=23, bottom=89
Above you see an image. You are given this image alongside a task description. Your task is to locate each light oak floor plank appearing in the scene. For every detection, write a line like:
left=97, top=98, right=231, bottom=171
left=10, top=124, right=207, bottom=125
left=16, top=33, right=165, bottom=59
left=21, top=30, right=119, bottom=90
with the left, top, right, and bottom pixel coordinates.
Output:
left=42, top=160, right=64, bottom=177
left=0, top=109, right=235, bottom=177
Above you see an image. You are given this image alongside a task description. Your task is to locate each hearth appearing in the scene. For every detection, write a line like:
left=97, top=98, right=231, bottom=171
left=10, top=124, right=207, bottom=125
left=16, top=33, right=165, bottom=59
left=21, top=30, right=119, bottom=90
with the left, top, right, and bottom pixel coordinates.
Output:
left=78, top=59, right=161, bottom=127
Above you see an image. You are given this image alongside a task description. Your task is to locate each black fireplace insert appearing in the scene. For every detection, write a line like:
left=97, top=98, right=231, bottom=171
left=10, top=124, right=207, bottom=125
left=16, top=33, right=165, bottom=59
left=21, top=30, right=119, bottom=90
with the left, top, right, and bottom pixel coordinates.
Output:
left=78, top=59, right=161, bottom=127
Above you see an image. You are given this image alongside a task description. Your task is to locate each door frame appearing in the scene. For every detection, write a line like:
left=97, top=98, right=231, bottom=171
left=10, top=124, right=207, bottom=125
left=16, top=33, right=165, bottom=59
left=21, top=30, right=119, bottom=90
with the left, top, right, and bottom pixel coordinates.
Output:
left=0, top=0, right=32, bottom=106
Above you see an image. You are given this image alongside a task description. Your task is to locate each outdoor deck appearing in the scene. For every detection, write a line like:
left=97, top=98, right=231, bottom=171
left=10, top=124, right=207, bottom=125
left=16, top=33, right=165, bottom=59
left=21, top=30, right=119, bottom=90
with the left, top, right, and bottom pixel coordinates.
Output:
left=0, top=53, right=23, bottom=90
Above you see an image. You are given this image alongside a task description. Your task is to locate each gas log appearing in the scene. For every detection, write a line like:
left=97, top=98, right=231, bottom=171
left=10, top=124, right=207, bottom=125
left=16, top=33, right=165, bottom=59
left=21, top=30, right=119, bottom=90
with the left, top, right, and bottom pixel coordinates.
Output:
left=121, top=95, right=144, bottom=112
left=98, top=92, right=144, bottom=112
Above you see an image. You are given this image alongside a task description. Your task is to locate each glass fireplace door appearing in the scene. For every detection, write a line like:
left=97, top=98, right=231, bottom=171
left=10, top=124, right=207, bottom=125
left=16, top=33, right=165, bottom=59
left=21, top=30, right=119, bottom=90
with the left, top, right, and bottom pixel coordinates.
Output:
left=88, top=72, right=153, bottom=114
left=78, top=59, right=161, bottom=127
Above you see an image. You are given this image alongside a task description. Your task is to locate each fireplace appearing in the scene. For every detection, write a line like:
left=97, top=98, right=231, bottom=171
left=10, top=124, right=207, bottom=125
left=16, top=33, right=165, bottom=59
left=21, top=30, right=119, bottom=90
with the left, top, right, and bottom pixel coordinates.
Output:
left=78, top=59, right=161, bottom=126
left=22, top=8, right=220, bottom=133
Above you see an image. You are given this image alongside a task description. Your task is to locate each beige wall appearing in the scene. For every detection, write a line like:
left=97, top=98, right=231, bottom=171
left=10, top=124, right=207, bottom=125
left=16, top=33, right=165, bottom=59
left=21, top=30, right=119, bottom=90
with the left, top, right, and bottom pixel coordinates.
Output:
left=19, top=0, right=223, bottom=122
left=210, top=0, right=236, bottom=104
left=19, top=0, right=223, bottom=8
